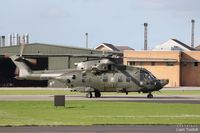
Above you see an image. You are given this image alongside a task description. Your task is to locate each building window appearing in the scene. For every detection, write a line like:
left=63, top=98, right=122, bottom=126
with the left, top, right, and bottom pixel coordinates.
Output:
left=128, top=61, right=135, bottom=66
left=182, top=62, right=187, bottom=67
left=140, top=62, right=143, bottom=66
left=151, top=62, right=155, bottom=66
left=166, top=62, right=174, bottom=66
left=194, top=62, right=198, bottom=67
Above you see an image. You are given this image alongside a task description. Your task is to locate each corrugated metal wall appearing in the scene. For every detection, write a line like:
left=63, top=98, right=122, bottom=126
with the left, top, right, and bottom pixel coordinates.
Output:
left=0, top=43, right=122, bottom=87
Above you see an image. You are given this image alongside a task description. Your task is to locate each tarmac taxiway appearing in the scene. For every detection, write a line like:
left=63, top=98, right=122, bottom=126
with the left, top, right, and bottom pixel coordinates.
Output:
left=0, top=94, right=200, bottom=104
left=1, top=125, right=197, bottom=133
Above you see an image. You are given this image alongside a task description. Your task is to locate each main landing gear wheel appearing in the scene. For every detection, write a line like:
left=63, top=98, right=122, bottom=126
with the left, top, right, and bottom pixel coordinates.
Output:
left=86, top=92, right=93, bottom=98
left=147, top=93, right=153, bottom=98
left=94, top=91, right=101, bottom=98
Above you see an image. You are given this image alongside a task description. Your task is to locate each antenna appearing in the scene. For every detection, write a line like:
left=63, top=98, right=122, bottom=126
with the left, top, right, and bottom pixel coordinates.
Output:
left=144, top=23, right=148, bottom=50
left=25, top=34, right=29, bottom=44
left=0, top=36, right=1, bottom=47
left=16, top=34, right=19, bottom=45
left=9, top=34, right=12, bottom=46
left=191, top=19, right=195, bottom=48
left=85, top=32, right=88, bottom=48
left=2, top=36, right=5, bottom=47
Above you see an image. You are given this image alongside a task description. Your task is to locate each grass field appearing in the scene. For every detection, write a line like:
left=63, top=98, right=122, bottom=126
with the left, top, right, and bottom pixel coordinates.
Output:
left=0, top=101, right=200, bottom=126
left=0, top=90, right=200, bottom=95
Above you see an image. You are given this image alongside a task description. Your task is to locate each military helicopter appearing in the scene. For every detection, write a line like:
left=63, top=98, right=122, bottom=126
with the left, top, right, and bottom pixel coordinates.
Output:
left=9, top=44, right=169, bottom=98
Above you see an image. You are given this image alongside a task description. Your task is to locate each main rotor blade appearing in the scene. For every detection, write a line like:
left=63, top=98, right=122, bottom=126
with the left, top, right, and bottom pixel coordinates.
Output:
left=19, top=42, right=25, bottom=57
left=25, top=58, right=37, bottom=65
left=4, top=52, right=10, bottom=58
left=14, top=68, right=19, bottom=76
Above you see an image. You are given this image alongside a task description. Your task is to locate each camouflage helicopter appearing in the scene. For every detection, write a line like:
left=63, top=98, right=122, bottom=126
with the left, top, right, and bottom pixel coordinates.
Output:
left=9, top=44, right=169, bottom=98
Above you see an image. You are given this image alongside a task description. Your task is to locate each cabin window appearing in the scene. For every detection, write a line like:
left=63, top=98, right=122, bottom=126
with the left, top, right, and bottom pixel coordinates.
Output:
left=82, top=73, right=86, bottom=76
left=102, top=76, right=108, bottom=82
left=72, top=75, right=76, bottom=79
left=118, top=76, right=123, bottom=82
left=66, top=79, right=71, bottom=83
left=126, top=77, right=131, bottom=82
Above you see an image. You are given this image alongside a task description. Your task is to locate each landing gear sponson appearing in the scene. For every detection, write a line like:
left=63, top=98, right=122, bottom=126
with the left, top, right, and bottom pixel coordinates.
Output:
left=86, top=91, right=101, bottom=98
left=86, top=92, right=93, bottom=98
left=147, top=93, right=153, bottom=98
left=86, top=91, right=153, bottom=98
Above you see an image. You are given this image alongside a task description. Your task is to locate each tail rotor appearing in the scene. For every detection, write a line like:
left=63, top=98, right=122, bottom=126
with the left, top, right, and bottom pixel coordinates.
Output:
left=18, top=42, right=37, bottom=65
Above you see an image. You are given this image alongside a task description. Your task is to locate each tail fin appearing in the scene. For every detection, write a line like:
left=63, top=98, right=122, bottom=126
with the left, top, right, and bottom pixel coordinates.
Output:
left=10, top=56, right=32, bottom=79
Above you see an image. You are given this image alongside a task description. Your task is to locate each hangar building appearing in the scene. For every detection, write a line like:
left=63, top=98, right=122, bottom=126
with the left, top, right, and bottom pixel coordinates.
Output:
left=0, top=43, right=121, bottom=87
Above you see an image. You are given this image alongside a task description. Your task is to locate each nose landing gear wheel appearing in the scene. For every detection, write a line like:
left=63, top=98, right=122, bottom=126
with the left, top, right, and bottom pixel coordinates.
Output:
left=147, top=93, right=153, bottom=98
left=95, top=91, right=101, bottom=98
left=86, top=92, right=93, bottom=98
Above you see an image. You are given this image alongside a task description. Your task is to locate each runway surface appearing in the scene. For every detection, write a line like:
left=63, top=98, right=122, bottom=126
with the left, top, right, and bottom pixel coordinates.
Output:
left=0, top=94, right=200, bottom=104
left=1, top=125, right=198, bottom=133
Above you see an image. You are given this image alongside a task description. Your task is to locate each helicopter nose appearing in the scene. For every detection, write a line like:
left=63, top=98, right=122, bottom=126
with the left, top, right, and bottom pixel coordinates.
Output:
left=155, top=79, right=169, bottom=90
left=160, top=79, right=169, bottom=86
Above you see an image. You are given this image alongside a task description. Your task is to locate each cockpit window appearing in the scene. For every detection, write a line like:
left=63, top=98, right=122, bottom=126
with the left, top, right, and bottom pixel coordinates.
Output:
left=117, top=65, right=126, bottom=70
left=140, top=70, right=155, bottom=81
left=108, top=64, right=115, bottom=71
left=108, top=64, right=112, bottom=70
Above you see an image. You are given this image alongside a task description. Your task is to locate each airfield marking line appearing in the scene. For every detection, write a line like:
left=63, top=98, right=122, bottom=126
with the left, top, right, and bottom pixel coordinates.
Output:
left=84, top=115, right=200, bottom=118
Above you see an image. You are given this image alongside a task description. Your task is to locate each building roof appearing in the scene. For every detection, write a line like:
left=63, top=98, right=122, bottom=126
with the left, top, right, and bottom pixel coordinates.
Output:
left=102, top=43, right=120, bottom=51
left=115, top=46, right=135, bottom=51
left=171, top=39, right=195, bottom=51
left=127, top=58, right=177, bottom=62
left=95, top=43, right=134, bottom=51
left=195, top=45, right=200, bottom=50
left=0, top=43, right=122, bottom=56
left=153, top=39, right=195, bottom=51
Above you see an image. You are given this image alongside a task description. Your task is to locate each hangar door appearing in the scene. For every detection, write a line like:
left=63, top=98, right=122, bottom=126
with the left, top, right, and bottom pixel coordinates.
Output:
left=0, top=57, right=48, bottom=87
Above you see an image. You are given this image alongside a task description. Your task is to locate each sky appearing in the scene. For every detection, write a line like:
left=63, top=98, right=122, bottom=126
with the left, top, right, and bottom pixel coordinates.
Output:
left=0, top=0, right=200, bottom=50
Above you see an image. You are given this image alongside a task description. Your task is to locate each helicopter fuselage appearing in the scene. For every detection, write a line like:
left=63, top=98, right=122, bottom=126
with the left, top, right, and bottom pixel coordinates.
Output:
left=10, top=55, right=168, bottom=98
left=57, top=65, right=168, bottom=95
